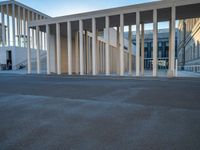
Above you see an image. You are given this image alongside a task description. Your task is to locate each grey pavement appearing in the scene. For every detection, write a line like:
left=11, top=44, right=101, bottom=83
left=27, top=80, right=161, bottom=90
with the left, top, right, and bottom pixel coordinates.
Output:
left=0, top=74, right=200, bottom=150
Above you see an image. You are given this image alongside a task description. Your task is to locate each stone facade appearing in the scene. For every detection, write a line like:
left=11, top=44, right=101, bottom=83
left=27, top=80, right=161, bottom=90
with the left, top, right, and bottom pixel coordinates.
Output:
left=178, top=18, right=200, bottom=72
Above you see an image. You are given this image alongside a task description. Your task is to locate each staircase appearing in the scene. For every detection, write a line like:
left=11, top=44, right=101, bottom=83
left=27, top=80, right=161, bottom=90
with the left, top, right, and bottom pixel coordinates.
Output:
left=14, top=52, right=47, bottom=71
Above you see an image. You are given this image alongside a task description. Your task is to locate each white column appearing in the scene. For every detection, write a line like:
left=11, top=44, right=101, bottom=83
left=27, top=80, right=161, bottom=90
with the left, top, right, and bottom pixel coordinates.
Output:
left=23, top=8, right=26, bottom=47
left=169, top=5, right=176, bottom=77
left=18, top=5, right=21, bottom=47
left=32, top=12, right=35, bottom=49
left=44, top=31, right=46, bottom=50
left=96, top=34, right=99, bottom=74
left=128, top=25, right=132, bottom=75
left=85, top=31, right=88, bottom=74
left=67, top=21, right=72, bottom=75
left=46, top=24, right=50, bottom=75
left=12, top=3, right=16, bottom=47
left=120, top=14, right=124, bottom=76
left=28, top=11, right=30, bottom=46
left=136, top=11, right=140, bottom=76
left=56, top=23, right=61, bottom=75
left=79, top=20, right=84, bottom=75
left=40, top=31, right=43, bottom=51
left=27, top=11, right=31, bottom=73
left=27, top=27, right=31, bottom=74
left=36, top=26, right=40, bottom=74
left=92, top=18, right=97, bottom=75
left=105, top=16, right=110, bottom=75
left=141, top=23, right=145, bottom=76
left=1, top=5, right=5, bottom=48
left=7, top=4, right=10, bottom=47
left=75, top=32, right=79, bottom=74
left=153, top=9, right=158, bottom=77
left=116, top=26, right=120, bottom=75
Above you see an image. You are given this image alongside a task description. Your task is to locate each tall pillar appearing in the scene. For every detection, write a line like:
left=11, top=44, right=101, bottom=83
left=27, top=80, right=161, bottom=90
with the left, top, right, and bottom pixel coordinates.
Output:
left=27, top=11, right=31, bottom=73
left=128, top=25, right=132, bottom=75
left=36, top=26, right=40, bottom=74
left=17, top=5, right=21, bottom=47
left=44, top=31, right=46, bottom=50
left=136, top=11, right=140, bottom=76
left=92, top=18, right=97, bottom=75
left=39, top=26, right=43, bottom=51
left=168, top=6, right=176, bottom=77
left=12, top=2, right=16, bottom=47
left=46, top=24, right=50, bottom=75
left=7, top=4, right=10, bottom=47
left=96, top=33, right=99, bottom=74
left=28, top=11, right=30, bottom=41
left=116, top=26, right=120, bottom=75
left=32, top=12, right=35, bottom=49
left=85, top=31, right=88, bottom=74
left=56, top=23, right=61, bottom=75
left=67, top=21, right=72, bottom=75
left=169, top=20, right=173, bottom=67
left=120, top=14, right=124, bottom=76
left=153, top=9, right=158, bottom=77
left=1, top=5, right=5, bottom=48
left=105, top=16, right=110, bottom=75
left=75, top=32, right=79, bottom=74
left=23, top=8, right=26, bottom=47
left=141, top=23, right=145, bottom=76
left=79, top=20, right=84, bottom=75
left=27, top=27, right=31, bottom=74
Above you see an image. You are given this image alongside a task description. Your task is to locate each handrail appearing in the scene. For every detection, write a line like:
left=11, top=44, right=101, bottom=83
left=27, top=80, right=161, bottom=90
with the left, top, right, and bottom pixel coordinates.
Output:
left=14, top=52, right=47, bottom=70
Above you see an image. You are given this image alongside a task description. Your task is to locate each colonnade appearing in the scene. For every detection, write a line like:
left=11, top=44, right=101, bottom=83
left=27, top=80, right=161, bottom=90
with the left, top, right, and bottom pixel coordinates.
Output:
left=0, top=2, right=48, bottom=48
left=0, top=1, right=49, bottom=69
left=28, top=6, right=176, bottom=77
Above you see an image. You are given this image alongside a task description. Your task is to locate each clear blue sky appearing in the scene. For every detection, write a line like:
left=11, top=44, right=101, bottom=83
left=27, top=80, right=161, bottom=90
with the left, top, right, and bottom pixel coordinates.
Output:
left=15, top=0, right=158, bottom=17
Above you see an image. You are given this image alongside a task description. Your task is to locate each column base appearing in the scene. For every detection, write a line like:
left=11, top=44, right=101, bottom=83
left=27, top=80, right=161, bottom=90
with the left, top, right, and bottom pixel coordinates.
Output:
left=167, top=69, right=174, bottom=78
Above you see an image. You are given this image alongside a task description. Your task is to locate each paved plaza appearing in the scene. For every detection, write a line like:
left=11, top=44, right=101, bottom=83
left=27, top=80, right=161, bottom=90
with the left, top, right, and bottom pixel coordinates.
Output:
left=0, top=74, right=200, bottom=150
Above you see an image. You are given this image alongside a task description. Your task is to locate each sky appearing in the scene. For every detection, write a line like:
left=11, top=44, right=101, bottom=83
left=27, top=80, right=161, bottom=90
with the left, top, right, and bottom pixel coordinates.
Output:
left=15, top=0, right=158, bottom=17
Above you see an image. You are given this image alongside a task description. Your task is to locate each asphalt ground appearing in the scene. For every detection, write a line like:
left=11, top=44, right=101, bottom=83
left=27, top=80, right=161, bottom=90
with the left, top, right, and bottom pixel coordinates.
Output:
left=0, top=74, right=200, bottom=150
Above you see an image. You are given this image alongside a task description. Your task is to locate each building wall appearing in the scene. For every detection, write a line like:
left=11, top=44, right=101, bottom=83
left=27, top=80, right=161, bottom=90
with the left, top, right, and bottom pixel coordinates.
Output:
left=130, top=29, right=178, bottom=70
left=178, top=18, right=200, bottom=72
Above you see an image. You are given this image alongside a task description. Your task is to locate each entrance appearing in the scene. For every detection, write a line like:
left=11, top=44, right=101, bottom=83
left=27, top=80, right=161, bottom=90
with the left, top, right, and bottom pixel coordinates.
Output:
left=6, top=50, right=12, bottom=70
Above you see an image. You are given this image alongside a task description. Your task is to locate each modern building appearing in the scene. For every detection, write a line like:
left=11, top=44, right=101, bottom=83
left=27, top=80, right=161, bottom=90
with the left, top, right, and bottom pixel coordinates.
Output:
left=0, top=0, right=200, bottom=77
left=178, top=18, right=200, bottom=72
left=0, top=0, right=50, bottom=70
left=127, top=29, right=178, bottom=71
left=27, top=0, right=200, bottom=77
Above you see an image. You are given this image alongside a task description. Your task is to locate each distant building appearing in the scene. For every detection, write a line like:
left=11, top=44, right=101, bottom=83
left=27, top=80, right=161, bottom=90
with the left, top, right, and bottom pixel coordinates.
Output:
left=177, top=18, right=200, bottom=72
left=126, top=29, right=178, bottom=70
